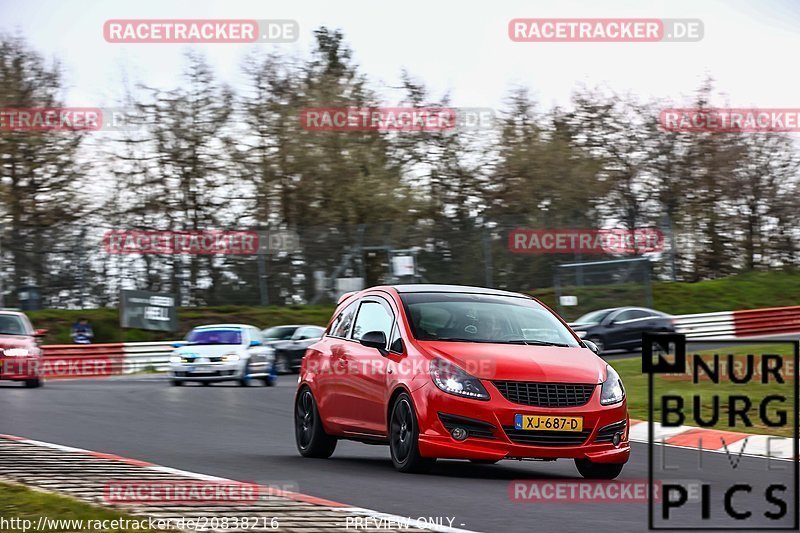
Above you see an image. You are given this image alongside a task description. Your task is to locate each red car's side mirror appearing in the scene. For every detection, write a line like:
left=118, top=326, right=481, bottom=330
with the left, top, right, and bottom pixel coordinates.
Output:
left=359, top=330, right=388, bottom=356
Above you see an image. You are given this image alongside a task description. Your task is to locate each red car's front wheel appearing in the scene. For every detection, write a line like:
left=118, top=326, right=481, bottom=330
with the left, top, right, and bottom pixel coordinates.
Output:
left=24, top=377, right=42, bottom=388
left=389, top=393, right=435, bottom=474
left=574, top=458, right=624, bottom=479
left=295, top=388, right=337, bottom=458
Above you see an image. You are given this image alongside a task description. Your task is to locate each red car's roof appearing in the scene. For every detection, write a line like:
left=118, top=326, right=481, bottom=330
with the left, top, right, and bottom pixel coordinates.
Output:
left=375, top=284, right=531, bottom=299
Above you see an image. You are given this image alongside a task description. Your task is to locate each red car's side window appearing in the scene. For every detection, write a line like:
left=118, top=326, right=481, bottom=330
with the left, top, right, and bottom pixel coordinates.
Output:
left=351, top=301, right=393, bottom=342
left=329, top=301, right=358, bottom=338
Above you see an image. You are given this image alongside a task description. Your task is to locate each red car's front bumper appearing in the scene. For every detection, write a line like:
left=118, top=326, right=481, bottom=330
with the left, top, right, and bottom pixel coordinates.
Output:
left=412, top=381, right=630, bottom=464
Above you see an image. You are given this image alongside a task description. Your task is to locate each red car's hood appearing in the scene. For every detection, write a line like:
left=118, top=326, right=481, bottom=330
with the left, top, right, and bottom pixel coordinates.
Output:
left=417, top=341, right=606, bottom=383
left=0, top=335, right=35, bottom=348
left=0, top=335, right=37, bottom=355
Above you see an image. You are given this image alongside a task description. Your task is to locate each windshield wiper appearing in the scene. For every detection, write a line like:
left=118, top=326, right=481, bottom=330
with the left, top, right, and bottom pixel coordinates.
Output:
left=428, top=337, right=496, bottom=343
left=426, top=337, right=572, bottom=347
left=505, top=339, right=572, bottom=347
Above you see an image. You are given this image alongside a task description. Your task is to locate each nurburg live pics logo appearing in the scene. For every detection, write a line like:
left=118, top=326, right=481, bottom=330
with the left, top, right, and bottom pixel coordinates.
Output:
left=643, top=333, right=799, bottom=530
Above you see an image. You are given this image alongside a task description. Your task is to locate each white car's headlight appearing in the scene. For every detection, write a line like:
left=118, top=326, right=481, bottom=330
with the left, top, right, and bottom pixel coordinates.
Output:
left=169, top=355, right=182, bottom=363
left=575, top=330, right=587, bottom=339
left=222, top=353, right=240, bottom=362
left=600, top=365, right=625, bottom=405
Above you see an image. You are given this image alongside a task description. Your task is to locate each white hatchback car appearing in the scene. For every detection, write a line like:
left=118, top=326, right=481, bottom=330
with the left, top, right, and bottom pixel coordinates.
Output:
left=168, top=324, right=276, bottom=386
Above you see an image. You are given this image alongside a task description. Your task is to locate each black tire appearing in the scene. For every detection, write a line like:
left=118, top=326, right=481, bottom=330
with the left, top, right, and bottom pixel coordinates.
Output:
left=262, top=375, right=276, bottom=387
left=587, top=336, right=605, bottom=354
left=294, top=388, right=337, bottom=458
left=239, top=360, right=251, bottom=387
left=574, top=458, right=624, bottom=480
left=276, top=354, right=290, bottom=375
left=201, top=381, right=211, bottom=386
left=24, top=377, right=42, bottom=388
left=171, top=379, right=184, bottom=387
left=389, top=393, right=435, bottom=474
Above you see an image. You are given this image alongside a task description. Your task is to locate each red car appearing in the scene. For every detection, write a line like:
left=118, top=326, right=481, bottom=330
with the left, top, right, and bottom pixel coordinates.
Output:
left=0, top=311, right=46, bottom=388
left=295, top=285, right=629, bottom=478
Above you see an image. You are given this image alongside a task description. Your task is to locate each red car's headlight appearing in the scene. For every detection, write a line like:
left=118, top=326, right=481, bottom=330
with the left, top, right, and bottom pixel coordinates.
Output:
left=429, top=358, right=490, bottom=401
left=600, top=364, right=625, bottom=405
left=2, top=348, right=33, bottom=357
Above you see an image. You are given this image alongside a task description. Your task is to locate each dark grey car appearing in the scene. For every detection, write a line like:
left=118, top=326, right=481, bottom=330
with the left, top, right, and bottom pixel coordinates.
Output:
left=569, top=307, right=675, bottom=353
left=268, top=325, right=325, bottom=373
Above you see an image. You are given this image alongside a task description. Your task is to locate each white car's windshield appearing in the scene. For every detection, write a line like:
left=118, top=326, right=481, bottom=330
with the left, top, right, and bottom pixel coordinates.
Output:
left=186, top=329, right=242, bottom=345
left=401, top=292, right=580, bottom=347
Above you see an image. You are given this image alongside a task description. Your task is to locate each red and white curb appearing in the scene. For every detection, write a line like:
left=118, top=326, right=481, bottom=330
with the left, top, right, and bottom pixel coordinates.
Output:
left=628, top=419, right=797, bottom=460
left=0, top=434, right=477, bottom=533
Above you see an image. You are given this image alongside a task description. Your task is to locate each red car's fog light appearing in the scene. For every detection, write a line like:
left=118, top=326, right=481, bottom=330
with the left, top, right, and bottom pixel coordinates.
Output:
left=451, top=427, right=468, bottom=441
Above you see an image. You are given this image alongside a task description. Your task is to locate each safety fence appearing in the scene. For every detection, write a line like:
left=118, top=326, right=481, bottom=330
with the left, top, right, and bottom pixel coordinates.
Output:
left=672, top=311, right=736, bottom=340
left=674, top=305, right=800, bottom=340
left=732, top=306, right=800, bottom=338
left=41, top=341, right=173, bottom=379
left=32, top=305, right=800, bottom=378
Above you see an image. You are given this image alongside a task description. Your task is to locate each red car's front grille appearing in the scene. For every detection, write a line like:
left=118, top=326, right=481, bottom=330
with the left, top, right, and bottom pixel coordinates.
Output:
left=492, top=381, right=595, bottom=408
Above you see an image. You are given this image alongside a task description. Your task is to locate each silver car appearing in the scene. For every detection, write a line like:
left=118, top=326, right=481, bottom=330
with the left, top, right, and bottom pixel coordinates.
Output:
left=169, top=324, right=275, bottom=386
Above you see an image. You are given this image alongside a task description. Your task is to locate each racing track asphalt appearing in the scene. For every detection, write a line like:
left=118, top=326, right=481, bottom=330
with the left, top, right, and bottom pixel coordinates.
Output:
left=1, top=370, right=796, bottom=532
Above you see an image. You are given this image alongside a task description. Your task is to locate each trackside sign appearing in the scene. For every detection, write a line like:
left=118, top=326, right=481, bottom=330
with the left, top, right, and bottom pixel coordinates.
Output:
left=120, top=290, right=178, bottom=332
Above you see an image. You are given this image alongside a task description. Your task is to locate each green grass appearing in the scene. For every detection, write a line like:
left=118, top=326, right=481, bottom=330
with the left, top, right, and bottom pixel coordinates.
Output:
left=613, top=343, right=795, bottom=437
left=0, top=481, right=155, bottom=532
left=24, top=270, right=800, bottom=343
left=533, top=270, right=800, bottom=322
left=28, top=305, right=336, bottom=344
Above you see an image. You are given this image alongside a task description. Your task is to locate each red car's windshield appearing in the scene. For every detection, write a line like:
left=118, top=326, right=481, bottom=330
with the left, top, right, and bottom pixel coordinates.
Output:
left=400, top=293, right=580, bottom=347
left=0, top=315, right=29, bottom=336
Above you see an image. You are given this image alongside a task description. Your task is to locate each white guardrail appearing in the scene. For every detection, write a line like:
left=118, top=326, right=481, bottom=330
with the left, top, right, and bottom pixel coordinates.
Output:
left=108, top=307, right=797, bottom=373
left=672, top=311, right=736, bottom=340
left=122, top=341, right=176, bottom=373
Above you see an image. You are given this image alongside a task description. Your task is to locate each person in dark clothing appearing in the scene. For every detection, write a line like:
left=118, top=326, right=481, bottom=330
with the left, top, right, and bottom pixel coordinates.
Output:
left=71, top=318, right=94, bottom=344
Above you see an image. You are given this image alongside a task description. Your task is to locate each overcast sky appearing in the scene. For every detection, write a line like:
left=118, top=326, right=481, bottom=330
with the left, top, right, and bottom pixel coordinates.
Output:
left=1, top=0, right=799, bottom=112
